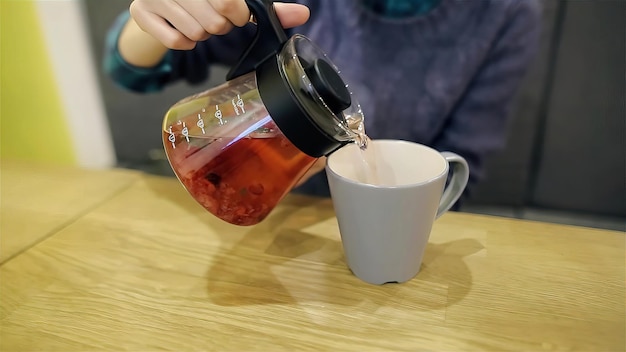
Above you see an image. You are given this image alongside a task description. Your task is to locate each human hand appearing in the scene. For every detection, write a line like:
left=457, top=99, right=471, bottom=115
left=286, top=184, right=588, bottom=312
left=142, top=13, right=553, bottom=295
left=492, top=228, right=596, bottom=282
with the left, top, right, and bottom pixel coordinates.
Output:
left=295, top=157, right=327, bottom=187
left=129, top=0, right=310, bottom=50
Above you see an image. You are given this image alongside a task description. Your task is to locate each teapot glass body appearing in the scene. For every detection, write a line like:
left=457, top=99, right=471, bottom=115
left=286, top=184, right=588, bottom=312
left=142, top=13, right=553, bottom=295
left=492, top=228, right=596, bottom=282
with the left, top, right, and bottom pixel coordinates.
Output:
left=163, top=72, right=317, bottom=226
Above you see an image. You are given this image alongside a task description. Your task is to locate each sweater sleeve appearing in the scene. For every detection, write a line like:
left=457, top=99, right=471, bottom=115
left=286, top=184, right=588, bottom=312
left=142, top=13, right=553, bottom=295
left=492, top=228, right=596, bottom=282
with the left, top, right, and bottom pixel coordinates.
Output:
left=431, top=0, right=542, bottom=192
left=103, top=11, right=256, bottom=93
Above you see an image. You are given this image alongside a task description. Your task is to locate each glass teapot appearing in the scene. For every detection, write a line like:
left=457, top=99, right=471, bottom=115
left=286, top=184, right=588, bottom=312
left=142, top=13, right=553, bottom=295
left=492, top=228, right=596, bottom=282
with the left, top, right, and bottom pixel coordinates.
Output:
left=162, top=0, right=363, bottom=226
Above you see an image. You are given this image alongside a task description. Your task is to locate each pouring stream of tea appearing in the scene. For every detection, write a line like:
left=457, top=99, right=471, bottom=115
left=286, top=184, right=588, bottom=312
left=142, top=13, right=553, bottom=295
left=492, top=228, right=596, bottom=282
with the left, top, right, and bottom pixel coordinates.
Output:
left=346, top=114, right=381, bottom=185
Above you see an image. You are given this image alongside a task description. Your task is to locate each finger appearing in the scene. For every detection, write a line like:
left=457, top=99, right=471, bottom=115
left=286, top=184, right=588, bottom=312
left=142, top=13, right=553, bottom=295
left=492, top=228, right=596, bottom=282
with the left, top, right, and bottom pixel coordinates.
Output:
left=180, top=0, right=235, bottom=35
left=133, top=10, right=197, bottom=50
left=151, top=0, right=211, bottom=42
left=273, top=3, right=310, bottom=28
left=208, top=0, right=251, bottom=27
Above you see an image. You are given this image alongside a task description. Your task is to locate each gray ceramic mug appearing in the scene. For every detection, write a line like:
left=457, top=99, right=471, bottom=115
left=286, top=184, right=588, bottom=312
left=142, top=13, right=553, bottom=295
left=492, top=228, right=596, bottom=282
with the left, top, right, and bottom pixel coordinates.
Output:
left=326, top=139, right=469, bottom=285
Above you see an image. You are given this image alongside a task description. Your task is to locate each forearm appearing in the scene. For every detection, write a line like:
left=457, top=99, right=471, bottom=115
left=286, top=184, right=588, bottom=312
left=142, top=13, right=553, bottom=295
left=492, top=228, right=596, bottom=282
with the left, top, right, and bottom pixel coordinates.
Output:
left=118, top=17, right=169, bottom=68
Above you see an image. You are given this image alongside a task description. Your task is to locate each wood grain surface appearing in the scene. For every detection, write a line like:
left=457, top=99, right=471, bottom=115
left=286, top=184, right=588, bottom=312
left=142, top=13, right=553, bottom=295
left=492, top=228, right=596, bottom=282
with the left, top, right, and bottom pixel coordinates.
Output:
left=0, top=160, right=139, bottom=263
left=0, top=163, right=624, bottom=351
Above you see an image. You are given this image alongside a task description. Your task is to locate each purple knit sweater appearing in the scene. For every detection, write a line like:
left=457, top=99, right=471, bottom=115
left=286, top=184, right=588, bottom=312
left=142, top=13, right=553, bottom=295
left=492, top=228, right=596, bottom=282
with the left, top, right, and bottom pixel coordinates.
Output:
left=105, top=0, right=542, bottom=198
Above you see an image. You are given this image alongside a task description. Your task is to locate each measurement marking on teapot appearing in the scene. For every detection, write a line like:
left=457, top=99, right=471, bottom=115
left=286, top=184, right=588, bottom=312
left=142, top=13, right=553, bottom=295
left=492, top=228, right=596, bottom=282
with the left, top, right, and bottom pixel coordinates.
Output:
left=197, top=114, right=206, bottom=134
left=232, top=94, right=245, bottom=116
left=181, top=122, right=189, bottom=143
left=215, top=105, right=224, bottom=125
left=167, top=126, right=176, bottom=149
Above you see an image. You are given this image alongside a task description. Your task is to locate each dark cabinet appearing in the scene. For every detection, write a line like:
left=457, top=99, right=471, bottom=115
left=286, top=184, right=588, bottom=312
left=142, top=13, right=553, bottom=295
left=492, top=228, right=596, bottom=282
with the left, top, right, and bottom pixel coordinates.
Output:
left=469, top=0, right=625, bottom=218
left=531, top=0, right=625, bottom=216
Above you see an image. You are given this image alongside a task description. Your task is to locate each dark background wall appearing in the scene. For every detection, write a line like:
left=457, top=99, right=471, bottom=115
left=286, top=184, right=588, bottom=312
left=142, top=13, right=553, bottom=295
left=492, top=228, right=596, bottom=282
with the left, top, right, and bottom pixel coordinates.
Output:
left=83, top=0, right=625, bottom=227
left=468, top=0, right=625, bottom=219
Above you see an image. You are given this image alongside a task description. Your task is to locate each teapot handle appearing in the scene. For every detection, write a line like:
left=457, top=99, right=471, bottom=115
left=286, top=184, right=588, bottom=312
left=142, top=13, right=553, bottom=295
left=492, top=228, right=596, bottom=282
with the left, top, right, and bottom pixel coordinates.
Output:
left=226, top=0, right=289, bottom=80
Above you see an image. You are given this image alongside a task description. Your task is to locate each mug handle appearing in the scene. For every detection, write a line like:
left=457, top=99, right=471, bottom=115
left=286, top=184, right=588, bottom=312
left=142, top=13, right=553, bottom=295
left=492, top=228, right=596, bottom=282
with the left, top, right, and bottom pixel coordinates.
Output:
left=435, top=152, right=470, bottom=218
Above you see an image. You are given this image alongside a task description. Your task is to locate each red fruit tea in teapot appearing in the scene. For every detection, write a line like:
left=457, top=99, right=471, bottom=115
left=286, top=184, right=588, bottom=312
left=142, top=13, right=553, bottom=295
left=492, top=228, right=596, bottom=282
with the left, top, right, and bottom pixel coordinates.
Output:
left=163, top=121, right=316, bottom=226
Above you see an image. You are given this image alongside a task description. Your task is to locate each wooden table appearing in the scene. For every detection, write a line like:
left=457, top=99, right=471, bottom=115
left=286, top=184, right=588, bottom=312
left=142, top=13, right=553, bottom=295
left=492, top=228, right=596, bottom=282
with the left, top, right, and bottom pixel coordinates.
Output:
left=1, top=161, right=624, bottom=351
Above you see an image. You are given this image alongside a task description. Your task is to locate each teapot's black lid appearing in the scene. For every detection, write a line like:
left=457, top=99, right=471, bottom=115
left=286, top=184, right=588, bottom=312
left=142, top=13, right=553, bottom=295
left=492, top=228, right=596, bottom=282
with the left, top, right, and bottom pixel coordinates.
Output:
left=257, top=35, right=363, bottom=157
left=227, top=0, right=363, bottom=157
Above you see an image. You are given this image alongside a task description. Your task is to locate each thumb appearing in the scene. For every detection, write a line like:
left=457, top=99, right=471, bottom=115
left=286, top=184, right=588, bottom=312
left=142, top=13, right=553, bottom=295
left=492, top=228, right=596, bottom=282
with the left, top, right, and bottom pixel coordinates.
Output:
left=273, top=3, right=310, bottom=28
